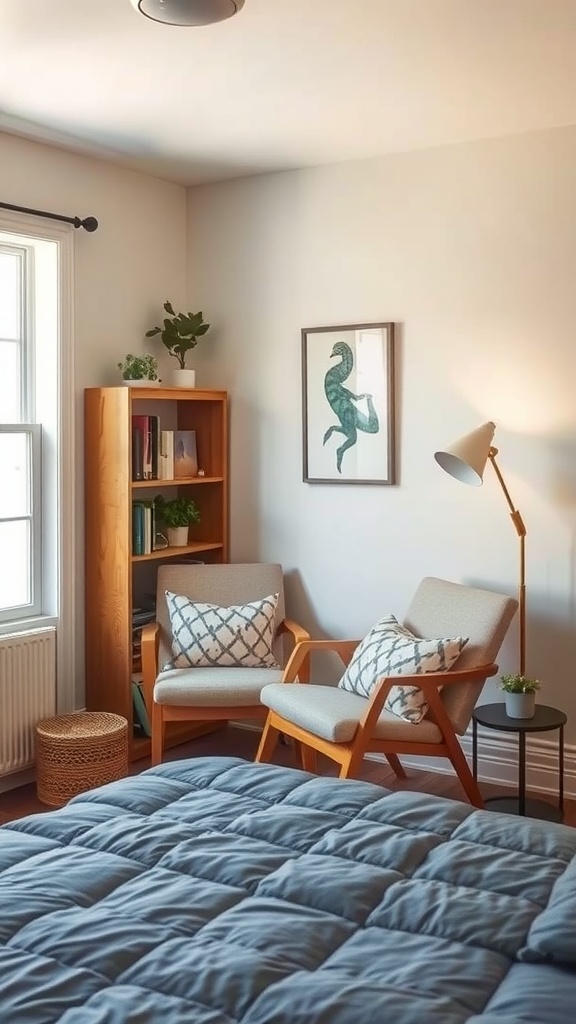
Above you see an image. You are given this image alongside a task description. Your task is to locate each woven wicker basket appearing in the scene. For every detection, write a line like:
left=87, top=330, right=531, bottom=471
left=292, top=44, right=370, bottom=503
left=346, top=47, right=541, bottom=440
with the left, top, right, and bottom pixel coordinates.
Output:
left=36, top=711, right=128, bottom=808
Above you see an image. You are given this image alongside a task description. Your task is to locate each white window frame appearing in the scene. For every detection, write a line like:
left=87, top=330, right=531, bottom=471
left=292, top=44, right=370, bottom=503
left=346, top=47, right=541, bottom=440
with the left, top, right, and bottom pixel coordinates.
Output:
left=0, top=424, right=42, bottom=622
left=0, top=211, right=76, bottom=713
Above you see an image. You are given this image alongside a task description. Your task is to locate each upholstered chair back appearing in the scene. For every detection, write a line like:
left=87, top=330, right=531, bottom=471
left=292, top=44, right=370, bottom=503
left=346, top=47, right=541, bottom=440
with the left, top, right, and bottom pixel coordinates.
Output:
left=403, top=577, right=518, bottom=735
left=156, top=562, right=285, bottom=669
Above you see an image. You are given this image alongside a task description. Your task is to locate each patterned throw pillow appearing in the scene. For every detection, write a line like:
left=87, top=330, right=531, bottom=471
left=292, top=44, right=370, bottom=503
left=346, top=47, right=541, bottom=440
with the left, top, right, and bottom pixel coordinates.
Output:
left=337, top=614, right=468, bottom=724
left=164, top=591, right=280, bottom=670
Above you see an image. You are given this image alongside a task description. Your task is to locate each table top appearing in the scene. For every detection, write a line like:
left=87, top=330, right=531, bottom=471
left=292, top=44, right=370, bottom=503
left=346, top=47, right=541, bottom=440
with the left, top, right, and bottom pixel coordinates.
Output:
left=472, top=702, right=567, bottom=733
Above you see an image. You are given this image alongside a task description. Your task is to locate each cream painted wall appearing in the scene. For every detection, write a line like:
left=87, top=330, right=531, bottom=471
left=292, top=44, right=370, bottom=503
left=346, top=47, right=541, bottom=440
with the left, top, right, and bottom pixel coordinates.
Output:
left=186, top=125, right=576, bottom=751
left=1, top=131, right=187, bottom=703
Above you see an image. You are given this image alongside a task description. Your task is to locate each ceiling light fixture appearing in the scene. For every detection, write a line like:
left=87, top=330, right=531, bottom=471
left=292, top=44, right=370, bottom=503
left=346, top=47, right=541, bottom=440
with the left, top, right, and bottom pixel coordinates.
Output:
left=130, top=0, right=245, bottom=26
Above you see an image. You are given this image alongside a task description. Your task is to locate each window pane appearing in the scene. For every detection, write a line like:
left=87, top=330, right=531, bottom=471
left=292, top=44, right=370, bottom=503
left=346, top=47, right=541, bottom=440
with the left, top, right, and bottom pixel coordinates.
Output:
left=0, top=431, right=30, bottom=517
left=0, top=342, right=20, bottom=421
left=0, top=520, right=30, bottom=610
left=0, top=251, right=20, bottom=340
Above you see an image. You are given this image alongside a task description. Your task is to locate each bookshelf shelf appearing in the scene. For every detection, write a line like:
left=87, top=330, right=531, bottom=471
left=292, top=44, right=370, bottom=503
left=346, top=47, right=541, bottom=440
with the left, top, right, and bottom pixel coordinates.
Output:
left=84, top=385, right=229, bottom=760
left=132, top=541, right=224, bottom=563
left=131, top=476, right=224, bottom=489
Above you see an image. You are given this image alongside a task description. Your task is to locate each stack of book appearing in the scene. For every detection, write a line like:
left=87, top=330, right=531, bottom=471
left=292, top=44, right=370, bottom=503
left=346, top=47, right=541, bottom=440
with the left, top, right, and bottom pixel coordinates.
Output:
left=132, top=500, right=157, bottom=555
left=131, top=607, right=157, bottom=670
left=131, top=416, right=198, bottom=482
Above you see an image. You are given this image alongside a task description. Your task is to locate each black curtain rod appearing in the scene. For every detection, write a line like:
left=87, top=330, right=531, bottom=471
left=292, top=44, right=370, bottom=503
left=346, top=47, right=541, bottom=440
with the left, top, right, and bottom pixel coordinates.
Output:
left=0, top=201, right=98, bottom=232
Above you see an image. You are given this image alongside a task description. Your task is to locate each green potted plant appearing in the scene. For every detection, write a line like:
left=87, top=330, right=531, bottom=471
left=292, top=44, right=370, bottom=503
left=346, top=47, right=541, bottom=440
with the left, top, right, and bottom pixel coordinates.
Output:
left=117, top=353, right=158, bottom=386
left=500, top=673, right=541, bottom=719
left=145, top=301, right=210, bottom=388
left=154, top=494, right=201, bottom=547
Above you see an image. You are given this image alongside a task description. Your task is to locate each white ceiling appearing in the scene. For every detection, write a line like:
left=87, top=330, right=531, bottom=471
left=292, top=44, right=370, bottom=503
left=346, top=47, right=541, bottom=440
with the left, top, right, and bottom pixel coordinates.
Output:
left=2, top=0, right=576, bottom=186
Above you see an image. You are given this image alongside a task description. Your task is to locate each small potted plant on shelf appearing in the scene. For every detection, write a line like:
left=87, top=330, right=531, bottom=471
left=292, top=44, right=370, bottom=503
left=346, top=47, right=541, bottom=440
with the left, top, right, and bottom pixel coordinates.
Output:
left=117, top=353, right=159, bottom=386
left=500, top=673, right=541, bottom=719
left=145, top=301, right=210, bottom=388
left=154, top=494, right=201, bottom=547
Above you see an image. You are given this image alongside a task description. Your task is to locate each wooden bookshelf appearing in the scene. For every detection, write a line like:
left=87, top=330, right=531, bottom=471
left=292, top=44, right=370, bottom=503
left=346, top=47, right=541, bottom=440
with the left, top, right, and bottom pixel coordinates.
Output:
left=84, top=385, right=228, bottom=760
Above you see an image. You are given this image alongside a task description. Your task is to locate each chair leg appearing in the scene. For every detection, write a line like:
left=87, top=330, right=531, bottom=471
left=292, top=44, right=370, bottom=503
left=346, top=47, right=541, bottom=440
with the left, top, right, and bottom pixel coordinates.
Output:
left=255, top=718, right=280, bottom=764
left=151, top=702, right=164, bottom=767
left=385, top=754, right=407, bottom=778
left=298, top=743, right=318, bottom=774
left=445, top=733, right=484, bottom=808
left=338, top=747, right=365, bottom=780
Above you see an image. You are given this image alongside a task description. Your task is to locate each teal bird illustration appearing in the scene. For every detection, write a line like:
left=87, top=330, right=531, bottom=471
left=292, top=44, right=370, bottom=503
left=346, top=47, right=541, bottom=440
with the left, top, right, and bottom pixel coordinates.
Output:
left=323, top=341, right=379, bottom=473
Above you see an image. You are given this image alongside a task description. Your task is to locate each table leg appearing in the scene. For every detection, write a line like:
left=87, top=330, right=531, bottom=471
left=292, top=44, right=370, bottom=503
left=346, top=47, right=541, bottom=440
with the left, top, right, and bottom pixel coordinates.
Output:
left=518, top=731, right=526, bottom=816
left=472, top=717, right=478, bottom=780
left=559, top=724, right=564, bottom=817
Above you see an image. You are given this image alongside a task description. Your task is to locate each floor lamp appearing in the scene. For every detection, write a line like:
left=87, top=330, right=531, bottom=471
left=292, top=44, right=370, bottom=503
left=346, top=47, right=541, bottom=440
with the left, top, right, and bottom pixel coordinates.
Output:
left=434, top=421, right=527, bottom=675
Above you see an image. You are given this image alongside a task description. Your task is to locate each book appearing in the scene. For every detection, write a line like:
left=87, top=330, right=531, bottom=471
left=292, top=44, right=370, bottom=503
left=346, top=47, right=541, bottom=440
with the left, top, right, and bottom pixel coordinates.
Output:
left=132, top=415, right=152, bottom=479
left=131, top=428, right=144, bottom=481
left=158, top=429, right=174, bottom=480
left=143, top=504, right=152, bottom=555
left=131, top=676, right=151, bottom=736
left=174, top=429, right=198, bottom=479
left=132, top=501, right=145, bottom=555
left=132, top=608, right=156, bottom=628
left=150, top=415, right=160, bottom=479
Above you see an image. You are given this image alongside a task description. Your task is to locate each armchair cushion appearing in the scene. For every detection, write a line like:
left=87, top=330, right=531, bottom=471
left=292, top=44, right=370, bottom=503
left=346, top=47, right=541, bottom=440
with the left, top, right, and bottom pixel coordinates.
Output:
left=337, top=614, right=468, bottom=724
left=163, top=591, right=280, bottom=670
left=155, top=666, right=284, bottom=706
left=260, top=682, right=443, bottom=743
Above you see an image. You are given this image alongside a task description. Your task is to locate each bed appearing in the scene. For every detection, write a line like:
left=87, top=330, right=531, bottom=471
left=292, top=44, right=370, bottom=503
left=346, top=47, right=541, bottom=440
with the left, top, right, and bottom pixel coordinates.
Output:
left=1, top=756, right=575, bottom=1024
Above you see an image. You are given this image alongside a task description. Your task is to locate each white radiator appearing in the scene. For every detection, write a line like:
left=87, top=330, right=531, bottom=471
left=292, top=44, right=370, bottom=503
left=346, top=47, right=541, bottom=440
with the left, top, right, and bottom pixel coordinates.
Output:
left=0, top=628, right=57, bottom=776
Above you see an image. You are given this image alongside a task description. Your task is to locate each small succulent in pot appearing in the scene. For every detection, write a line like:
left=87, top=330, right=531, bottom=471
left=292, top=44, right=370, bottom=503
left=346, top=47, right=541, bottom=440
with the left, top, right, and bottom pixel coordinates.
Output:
left=117, top=353, right=158, bottom=381
left=499, top=674, right=541, bottom=694
left=499, top=673, right=541, bottom=719
left=145, top=301, right=210, bottom=370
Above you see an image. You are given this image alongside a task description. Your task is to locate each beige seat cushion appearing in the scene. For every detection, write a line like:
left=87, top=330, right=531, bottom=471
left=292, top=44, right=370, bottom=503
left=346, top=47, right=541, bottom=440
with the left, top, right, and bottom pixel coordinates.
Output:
left=155, top=667, right=283, bottom=707
left=260, top=683, right=442, bottom=744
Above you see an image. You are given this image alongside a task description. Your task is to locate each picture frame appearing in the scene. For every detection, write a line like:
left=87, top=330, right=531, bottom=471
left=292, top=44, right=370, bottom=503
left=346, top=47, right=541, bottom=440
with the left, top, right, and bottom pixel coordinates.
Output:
left=302, top=322, right=396, bottom=485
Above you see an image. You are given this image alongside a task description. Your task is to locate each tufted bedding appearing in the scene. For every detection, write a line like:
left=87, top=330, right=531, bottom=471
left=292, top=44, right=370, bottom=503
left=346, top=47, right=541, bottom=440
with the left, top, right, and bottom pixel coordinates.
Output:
left=1, top=756, right=576, bottom=1024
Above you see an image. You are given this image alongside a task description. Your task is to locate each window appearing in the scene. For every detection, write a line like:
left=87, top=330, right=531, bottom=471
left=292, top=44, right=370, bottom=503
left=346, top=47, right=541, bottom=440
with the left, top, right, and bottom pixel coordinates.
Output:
left=0, top=242, right=42, bottom=621
left=0, top=211, right=75, bottom=709
left=0, top=227, right=61, bottom=628
left=0, top=425, right=42, bottom=619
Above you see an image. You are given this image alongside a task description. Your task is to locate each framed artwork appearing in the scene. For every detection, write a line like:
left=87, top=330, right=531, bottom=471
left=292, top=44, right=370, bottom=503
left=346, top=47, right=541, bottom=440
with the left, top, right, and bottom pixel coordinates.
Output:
left=302, top=322, right=396, bottom=485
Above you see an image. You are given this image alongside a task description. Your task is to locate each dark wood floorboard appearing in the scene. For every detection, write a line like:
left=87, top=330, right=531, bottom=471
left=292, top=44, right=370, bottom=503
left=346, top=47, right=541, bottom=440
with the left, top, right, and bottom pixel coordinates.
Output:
left=1, top=724, right=573, bottom=826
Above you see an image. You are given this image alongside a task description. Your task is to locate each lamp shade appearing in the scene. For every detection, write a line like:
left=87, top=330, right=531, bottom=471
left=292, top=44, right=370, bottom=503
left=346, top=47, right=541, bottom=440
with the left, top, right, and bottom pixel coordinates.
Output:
left=434, top=421, right=496, bottom=486
left=130, top=0, right=245, bottom=26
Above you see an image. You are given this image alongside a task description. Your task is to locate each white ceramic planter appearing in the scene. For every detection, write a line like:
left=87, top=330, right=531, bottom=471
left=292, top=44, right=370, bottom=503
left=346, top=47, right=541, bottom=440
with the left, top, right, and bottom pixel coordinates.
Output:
left=167, top=526, right=189, bottom=547
left=170, top=369, right=196, bottom=388
left=505, top=691, right=536, bottom=719
left=121, top=379, right=158, bottom=387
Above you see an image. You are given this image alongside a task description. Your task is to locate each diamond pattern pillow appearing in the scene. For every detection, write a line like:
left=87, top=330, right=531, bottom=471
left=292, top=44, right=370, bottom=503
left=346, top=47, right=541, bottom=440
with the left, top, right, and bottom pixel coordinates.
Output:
left=164, top=591, right=280, bottom=670
left=337, top=614, right=468, bottom=724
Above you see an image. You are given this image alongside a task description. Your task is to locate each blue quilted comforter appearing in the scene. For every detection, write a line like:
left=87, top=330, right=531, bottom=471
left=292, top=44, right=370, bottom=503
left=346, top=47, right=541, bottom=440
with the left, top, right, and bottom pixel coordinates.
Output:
left=1, top=756, right=576, bottom=1023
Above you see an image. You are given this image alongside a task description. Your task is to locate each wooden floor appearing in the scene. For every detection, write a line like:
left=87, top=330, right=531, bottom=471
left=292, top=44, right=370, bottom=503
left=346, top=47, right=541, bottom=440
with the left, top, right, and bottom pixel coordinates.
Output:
left=1, top=724, right=574, bottom=826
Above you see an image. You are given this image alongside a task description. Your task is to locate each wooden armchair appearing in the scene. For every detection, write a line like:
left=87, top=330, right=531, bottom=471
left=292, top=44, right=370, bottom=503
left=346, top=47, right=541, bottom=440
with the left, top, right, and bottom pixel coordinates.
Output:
left=141, top=562, right=309, bottom=765
left=255, top=577, right=518, bottom=806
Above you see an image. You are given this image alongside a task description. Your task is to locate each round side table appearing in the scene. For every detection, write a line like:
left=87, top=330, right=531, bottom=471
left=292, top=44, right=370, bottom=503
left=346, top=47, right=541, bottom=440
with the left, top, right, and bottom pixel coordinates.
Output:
left=472, top=703, right=566, bottom=822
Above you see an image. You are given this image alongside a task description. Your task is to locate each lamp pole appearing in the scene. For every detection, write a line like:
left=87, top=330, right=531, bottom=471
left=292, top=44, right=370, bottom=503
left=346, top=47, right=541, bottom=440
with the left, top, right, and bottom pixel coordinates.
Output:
left=488, top=447, right=526, bottom=675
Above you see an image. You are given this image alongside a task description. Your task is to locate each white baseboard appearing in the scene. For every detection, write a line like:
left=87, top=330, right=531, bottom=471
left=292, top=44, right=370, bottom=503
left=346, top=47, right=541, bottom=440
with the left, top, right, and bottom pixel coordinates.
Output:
left=0, top=767, right=36, bottom=794
left=386, top=726, right=576, bottom=801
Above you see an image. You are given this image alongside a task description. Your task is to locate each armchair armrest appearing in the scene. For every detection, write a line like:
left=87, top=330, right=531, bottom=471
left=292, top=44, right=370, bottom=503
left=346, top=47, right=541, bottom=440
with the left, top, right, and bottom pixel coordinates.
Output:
left=277, top=620, right=312, bottom=683
left=359, top=663, right=498, bottom=736
left=282, top=637, right=361, bottom=683
left=278, top=618, right=310, bottom=645
left=140, top=621, right=160, bottom=717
